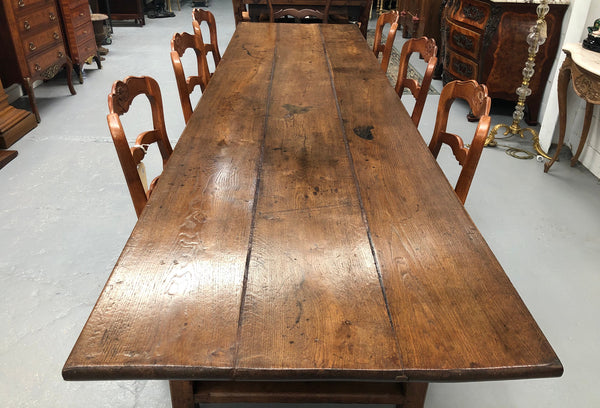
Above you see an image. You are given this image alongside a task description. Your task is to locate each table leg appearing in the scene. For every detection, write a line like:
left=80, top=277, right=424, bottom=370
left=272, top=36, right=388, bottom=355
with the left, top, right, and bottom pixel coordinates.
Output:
left=169, top=380, right=195, bottom=408
left=401, top=382, right=428, bottom=408
left=544, top=57, right=572, bottom=173
left=570, top=102, right=594, bottom=166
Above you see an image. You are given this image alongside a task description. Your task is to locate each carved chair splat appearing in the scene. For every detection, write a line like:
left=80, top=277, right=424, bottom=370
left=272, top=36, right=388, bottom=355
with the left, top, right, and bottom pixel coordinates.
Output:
left=395, top=37, right=438, bottom=127
left=107, top=76, right=173, bottom=218
left=428, top=79, right=491, bottom=204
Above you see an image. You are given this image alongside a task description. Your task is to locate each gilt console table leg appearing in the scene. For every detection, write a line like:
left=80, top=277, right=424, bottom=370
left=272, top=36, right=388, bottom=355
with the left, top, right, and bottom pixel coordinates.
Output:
left=571, top=102, right=595, bottom=166
left=544, top=57, right=571, bottom=172
left=169, top=380, right=195, bottom=408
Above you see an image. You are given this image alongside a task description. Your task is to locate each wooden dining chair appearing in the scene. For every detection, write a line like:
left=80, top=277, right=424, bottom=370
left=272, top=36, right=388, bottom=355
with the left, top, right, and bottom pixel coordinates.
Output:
left=372, top=10, right=399, bottom=73
left=107, top=76, right=173, bottom=218
left=428, top=79, right=491, bottom=204
left=395, top=37, right=438, bottom=128
left=192, top=8, right=222, bottom=74
left=267, top=0, right=332, bottom=23
left=171, top=31, right=210, bottom=124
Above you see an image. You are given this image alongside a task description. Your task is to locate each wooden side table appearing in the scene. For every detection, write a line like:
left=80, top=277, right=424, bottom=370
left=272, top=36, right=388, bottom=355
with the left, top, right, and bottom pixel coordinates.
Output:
left=544, top=43, right=600, bottom=173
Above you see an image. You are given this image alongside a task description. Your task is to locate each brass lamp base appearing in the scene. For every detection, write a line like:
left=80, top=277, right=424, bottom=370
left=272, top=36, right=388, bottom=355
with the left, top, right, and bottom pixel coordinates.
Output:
left=486, top=121, right=551, bottom=160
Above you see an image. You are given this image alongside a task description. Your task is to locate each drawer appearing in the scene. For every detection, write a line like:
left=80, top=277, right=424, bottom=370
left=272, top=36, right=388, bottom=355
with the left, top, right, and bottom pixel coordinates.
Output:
left=68, top=0, right=89, bottom=9
left=27, top=45, right=66, bottom=78
left=21, top=25, right=63, bottom=58
left=74, top=21, right=94, bottom=43
left=450, top=0, right=489, bottom=31
left=447, top=22, right=481, bottom=60
left=11, top=0, right=52, bottom=14
left=17, top=4, right=58, bottom=35
left=75, top=37, right=97, bottom=60
left=445, top=50, right=478, bottom=81
left=70, top=3, right=92, bottom=28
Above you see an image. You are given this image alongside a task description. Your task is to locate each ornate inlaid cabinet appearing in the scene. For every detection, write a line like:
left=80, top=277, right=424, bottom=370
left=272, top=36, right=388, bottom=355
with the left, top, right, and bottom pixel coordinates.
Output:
left=440, top=0, right=568, bottom=124
left=0, top=0, right=76, bottom=122
left=57, top=0, right=101, bottom=83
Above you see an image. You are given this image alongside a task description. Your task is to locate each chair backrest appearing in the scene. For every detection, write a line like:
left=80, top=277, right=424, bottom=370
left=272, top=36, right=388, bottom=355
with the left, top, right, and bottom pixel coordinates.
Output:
left=170, top=31, right=210, bottom=124
left=267, top=0, right=331, bottom=23
left=395, top=37, right=438, bottom=127
left=372, top=10, right=399, bottom=73
left=428, top=80, right=491, bottom=204
left=107, top=76, right=173, bottom=218
left=192, top=8, right=222, bottom=73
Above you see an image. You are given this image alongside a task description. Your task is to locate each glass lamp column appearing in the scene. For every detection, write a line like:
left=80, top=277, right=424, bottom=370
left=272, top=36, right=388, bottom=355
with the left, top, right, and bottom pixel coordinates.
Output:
left=485, top=0, right=552, bottom=160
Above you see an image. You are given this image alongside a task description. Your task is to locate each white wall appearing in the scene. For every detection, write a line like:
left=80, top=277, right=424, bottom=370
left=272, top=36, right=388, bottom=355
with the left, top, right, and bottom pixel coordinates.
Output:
left=539, top=0, right=600, bottom=177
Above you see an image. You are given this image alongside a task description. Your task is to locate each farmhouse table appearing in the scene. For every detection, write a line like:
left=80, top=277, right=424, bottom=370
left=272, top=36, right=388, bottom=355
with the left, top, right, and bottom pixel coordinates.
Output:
left=63, top=23, right=562, bottom=407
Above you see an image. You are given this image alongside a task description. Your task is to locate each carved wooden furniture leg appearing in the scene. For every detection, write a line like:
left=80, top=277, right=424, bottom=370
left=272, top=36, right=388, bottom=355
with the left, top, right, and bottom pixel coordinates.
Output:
left=169, top=380, right=195, bottom=408
left=23, top=78, right=40, bottom=123
left=94, top=52, right=103, bottom=69
left=65, top=58, right=77, bottom=95
left=570, top=102, right=594, bottom=166
left=544, top=57, right=571, bottom=172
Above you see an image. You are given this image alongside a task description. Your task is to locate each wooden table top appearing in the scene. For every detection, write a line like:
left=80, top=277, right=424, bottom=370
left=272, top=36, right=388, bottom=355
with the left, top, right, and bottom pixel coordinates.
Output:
left=63, top=23, right=562, bottom=384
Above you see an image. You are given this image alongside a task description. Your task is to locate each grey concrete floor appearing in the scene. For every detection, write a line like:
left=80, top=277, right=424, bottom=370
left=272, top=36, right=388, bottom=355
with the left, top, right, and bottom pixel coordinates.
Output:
left=1, top=1, right=599, bottom=407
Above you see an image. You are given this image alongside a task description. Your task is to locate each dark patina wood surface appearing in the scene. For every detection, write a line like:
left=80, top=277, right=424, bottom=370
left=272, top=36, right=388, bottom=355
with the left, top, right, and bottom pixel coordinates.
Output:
left=63, top=23, right=561, bottom=391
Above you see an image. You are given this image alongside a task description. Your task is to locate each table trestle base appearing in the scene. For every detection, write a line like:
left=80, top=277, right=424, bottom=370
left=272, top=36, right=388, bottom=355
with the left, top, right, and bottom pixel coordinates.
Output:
left=170, top=380, right=428, bottom=408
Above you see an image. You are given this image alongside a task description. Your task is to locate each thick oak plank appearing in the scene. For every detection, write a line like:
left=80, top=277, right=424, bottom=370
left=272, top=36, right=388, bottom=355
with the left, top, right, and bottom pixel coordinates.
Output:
left=63, top=24, right=277, bottom=381
left=321, top=24, right=562, bottom=381
left=235, top=24, right=401, bottom=378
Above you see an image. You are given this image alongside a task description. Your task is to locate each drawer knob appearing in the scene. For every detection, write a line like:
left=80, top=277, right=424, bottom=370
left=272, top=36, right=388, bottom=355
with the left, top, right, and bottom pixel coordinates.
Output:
left=79, top=12, right=84, bottom=16
left=24, top=21, right=31, bottom=30
left=34, top=64, right=41, bottom=72
left=58, top=51, right=64, bottom=58
left=53, top=32, right=59, bottom=40
left=29, top=42, right=36, bottom=51
left=49, top=12, right=56, bottom=21
left=18, top=0, right=25, bottom=7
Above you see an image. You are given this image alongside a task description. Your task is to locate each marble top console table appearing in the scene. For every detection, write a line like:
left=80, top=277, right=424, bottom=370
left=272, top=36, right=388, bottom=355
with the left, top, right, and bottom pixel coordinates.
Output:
left=544, top=43, right=600, bottom=172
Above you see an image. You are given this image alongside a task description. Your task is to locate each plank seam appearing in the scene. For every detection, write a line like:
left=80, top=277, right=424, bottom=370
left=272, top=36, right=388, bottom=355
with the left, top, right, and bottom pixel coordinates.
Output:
left=318, top=24, right=406, bottom=373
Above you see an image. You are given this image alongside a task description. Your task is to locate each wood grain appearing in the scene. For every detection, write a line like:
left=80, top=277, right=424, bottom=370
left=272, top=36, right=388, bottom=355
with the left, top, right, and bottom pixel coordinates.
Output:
left=63, top=23, right=561, bottom=389
left=321, top=24, right=561, bottom=380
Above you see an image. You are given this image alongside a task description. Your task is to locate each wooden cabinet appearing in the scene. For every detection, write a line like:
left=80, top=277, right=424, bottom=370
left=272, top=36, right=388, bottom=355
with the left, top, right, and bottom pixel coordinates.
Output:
left=57, top=0, right=101, bottom=83
left=397, top=0, right=443, bottom=48
left=98, top=0, right=145, bottom=26
left=440, top=0, right=568, bottom=125
left=0, top=0, right=76, bottom=122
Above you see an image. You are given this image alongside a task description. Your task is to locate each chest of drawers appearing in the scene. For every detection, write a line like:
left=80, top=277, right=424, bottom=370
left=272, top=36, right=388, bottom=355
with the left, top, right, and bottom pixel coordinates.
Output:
left=440, top=0, right=568, bottom=125
left=0, top=0, right=76, bottom=122
left=57, top=0, right=101, bottom=83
